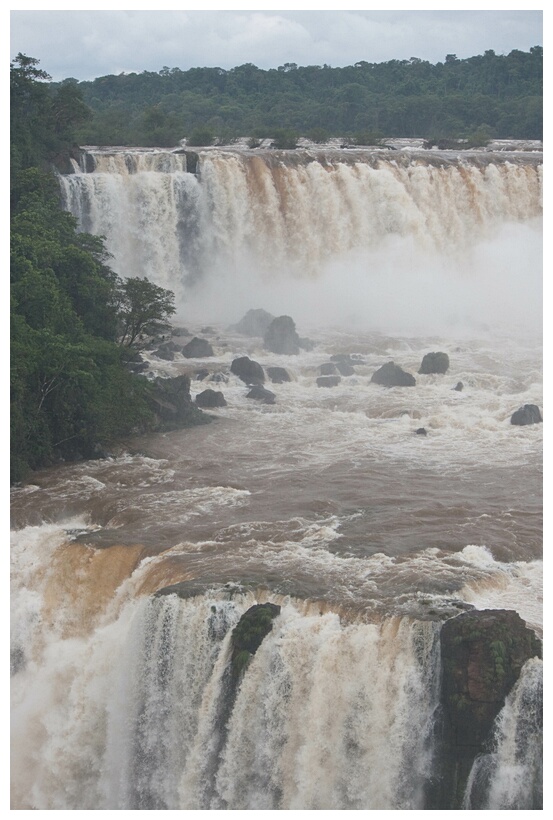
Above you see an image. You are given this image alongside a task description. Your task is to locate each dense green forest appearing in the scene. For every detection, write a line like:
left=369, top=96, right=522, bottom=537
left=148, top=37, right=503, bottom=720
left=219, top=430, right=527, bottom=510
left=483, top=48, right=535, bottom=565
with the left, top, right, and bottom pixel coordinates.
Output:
left=60, top=47, right=543, bottom=147
left=10, top=55, right=179, bottom=483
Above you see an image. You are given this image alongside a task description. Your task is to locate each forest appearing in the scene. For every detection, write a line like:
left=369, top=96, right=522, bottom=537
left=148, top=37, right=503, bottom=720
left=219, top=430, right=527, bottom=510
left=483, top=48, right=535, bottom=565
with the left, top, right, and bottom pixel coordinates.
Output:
left=60, top=47, right=543, bottom=147
left=10, top=55, right=177, bottom=483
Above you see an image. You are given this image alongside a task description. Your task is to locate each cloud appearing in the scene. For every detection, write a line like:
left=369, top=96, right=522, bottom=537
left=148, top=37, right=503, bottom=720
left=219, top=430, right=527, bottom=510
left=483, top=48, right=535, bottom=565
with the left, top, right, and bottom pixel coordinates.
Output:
left=10, top=9, right=542, bottom=82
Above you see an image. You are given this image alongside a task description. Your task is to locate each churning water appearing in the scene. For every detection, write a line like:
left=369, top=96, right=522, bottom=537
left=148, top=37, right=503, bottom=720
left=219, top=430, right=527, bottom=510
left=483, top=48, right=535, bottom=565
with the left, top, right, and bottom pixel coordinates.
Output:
left=11, top=147, right=542, bottom=809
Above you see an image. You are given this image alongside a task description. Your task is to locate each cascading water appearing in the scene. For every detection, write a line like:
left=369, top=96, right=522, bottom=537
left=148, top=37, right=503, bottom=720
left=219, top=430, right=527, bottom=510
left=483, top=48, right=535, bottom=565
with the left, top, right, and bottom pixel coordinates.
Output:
left=59, top=147, right=542, bottom=331
left=12, top=145, right=542, bottom=809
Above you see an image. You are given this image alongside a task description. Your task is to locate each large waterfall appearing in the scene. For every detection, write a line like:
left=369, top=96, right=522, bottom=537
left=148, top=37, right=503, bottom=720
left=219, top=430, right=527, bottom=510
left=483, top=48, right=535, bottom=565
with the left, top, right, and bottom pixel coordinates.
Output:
left=12, top=145, right=542, bottom=809
left=59, top=147, right=542, bottom=331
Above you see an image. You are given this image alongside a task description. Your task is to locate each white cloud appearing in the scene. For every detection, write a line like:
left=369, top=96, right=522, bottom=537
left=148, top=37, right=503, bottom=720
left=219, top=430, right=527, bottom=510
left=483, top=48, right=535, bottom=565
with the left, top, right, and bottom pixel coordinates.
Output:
left=10, top=9, right=543, bottom=82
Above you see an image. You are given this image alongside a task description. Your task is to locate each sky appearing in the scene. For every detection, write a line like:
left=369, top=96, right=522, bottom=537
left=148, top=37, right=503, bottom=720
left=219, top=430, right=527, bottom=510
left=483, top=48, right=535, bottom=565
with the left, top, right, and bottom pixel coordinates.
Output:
left=9, top=4, right=543, bottom=83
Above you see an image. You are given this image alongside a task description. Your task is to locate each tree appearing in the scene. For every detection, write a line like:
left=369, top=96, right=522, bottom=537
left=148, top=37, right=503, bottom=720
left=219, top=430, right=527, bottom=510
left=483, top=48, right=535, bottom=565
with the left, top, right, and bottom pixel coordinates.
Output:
left=117, top=277, right=176, bottom=347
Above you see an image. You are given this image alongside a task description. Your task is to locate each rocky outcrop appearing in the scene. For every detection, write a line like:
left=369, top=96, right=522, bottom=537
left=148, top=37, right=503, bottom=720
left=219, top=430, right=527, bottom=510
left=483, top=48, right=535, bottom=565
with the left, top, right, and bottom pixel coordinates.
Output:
left=233, top=308, right=275, bottom=337
left=246, top=385, right=276, bottom=404
left=429, top=609, right=542, bottom=809
left=371, top=361, right=416, bottom=387
left=267, top=366, right=291, bottom=384
left=149, top=374, right=210, bottom=430
left=419, top=352, right=450, bottom=374
left=154, top=347, right=175, bottom=361
left=335, top=361, right=355, bottom=376
left=195, top=389, right=227, bottom=408
left=182, top=337, right=214, bottom=358
left=230, top=603, right=281, bottom=678
left=231, top=356, right=265, bottom=385
left=510, top=404, right=542, bottom=426
left=264, top=315, right=301, bottom=355
left=453, top=381, right=464, bottom=392
left=319, top=362, right=338, bottom=376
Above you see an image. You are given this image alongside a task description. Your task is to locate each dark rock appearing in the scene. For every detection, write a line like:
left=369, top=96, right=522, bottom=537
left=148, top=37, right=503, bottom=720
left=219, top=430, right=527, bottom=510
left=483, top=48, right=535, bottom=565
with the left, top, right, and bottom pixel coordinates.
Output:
left=317, top=375, right=341, bottom=388
left=195, top=389, right=227, bottom=408
left=431, top=609, right=542, bottom=809
left=150, top=374, right=210, bottom=430
left=154, top=347, right=175, bottom=361
left=267, top=366, right=291, bottom=384
left=419, top=352, right=450, bottom=374
left=415, top=427, right=427, bottom=435
left=182, top=337, right=214, bottom=358
left=371, top=361, right=416, bottom=387
left=319, top=362, right=338, bottom=376
left=510, top=404, right=542, bottom=426
left=264, top=315, right=301, bottom=355
left=157, top=340, right=182, bottom=353
left=335, top=361, right=355, bottom=376
left=171, top=326, right=190, bottom=336
left=230, top=603, right=281, bottom=678
left=298, top=337, right=315, bottom=352
left=126, top=360, right=149, bottom=374
left=453, top=382, right=464, bottom=392
left=231, top=356, right=265, bottom=385
left=184, top=151, right=199, bottom=174
left=233, top=308, right=275, bottom=337
left=195, top=369, right=209, bottom=381
left=246, top=385, right=276, bottom=404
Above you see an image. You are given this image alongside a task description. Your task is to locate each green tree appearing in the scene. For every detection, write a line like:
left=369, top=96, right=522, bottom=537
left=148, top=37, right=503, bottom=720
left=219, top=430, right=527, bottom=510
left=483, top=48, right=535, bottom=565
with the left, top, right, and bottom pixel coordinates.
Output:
left=117, top=277, right=176, bottom=347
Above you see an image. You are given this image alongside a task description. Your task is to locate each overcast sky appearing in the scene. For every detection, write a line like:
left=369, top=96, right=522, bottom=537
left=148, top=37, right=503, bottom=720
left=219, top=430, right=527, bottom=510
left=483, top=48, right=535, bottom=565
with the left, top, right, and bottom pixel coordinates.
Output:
left=10, top=5, right=543, bottom=83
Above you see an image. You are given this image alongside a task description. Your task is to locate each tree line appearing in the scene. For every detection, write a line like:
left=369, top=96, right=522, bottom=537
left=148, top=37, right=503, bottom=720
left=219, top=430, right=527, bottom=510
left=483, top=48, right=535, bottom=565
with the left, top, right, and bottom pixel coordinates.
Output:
left=10, top=54, right=177, bottom=483
left=59, top=47, right=543, bottom=147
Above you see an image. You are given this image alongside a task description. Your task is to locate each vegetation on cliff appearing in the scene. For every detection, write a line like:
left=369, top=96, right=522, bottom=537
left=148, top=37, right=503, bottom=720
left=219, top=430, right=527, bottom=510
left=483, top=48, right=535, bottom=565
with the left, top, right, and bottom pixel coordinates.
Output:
left=10, top=55, right=188, bottom=483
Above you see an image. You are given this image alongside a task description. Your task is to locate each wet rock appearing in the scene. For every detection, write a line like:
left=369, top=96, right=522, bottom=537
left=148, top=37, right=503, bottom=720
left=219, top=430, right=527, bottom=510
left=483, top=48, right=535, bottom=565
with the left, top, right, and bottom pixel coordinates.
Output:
left=195, top=369, right=209, bottom=381
left=231, top=356, right=265, bottom=385
left=298, top=337, right=315, bottom=352
left=171, top=326, right=190, bottom=336
left=264, top=315, right=301, bottom=355
left=317, top=375, right=341, bottom=388
left=232, top=308, right=275, bottom=337
left=419, top=352, right=450, bottom=374
left=335, top=361, right=355, bottom=376
left=246, top=385, right=276, bottom=404
left=230, top=603, right=281, bottom=678
left=267, top=366, right=291, bottom=384
left=319, top=362, right=338, bottom=376
left=453, top=381, right=464, bottom=392
left=154, top=347, right=175, bottom=361
left=150, top=374, right=210, bottom=429
left=209, top=372, right=229, bottom=384
left=430, top=609, right=542, bottom=809
left=331, top=353, right=365, bottom=365
left=182, top=337, right=214, bottom=358
left=195, top=389, right=227, bottom=408
left=371, top=361, right=416, bottom=387
left=415, top=427, right=427, bottom=435
left=510, top=404, right=542, bottom=426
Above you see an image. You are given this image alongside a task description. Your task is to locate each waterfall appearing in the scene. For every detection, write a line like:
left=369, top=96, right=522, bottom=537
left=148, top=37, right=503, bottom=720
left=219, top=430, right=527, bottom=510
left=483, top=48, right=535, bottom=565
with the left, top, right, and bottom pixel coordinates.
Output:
left=462, top=657, right=543, bottom=810
left=58, top=148, right=543, bottom=330
left=11, top=576, right=442, bottom=810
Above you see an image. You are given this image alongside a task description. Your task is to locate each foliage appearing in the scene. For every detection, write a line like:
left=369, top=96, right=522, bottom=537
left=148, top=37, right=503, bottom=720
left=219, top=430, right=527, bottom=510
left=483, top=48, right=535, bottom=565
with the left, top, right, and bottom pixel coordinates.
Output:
left=10, top=55, right=181, bottom=483
left=69, top=47, right=542, bottom=145
left=117, top=277, right=176, bottom=347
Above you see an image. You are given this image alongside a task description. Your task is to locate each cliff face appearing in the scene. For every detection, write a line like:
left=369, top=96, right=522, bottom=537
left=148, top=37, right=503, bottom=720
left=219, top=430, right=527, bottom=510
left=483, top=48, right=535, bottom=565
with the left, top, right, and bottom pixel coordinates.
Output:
left=429, top=609, right=542, bottom=808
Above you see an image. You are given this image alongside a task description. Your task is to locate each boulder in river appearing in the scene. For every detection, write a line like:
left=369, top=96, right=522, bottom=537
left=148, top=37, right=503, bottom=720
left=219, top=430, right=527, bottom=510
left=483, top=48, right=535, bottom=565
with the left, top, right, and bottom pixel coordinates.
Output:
left=371, top=361, right=416, bottom=387
left=319, top=362, right=338, bottom=376
left=264, top=315, right=301, bottom=355
left=232, top=308, right=275, bottom=337
left=419, top=352, right=450, bottom=374
left=246, top=385, right=276, bottom=404
left=317, top=375, right=341, bottom=388
left=195, top=389, right=227, bottom=408
left=150, top=374, right=210, bottom=429
left=510, top=404, right=542, bottom=426
left=231, top=356, right=265, bottom=385
left=267, top=366, right=291, bottom=384
left=182, top=337, right=214, bottom=358
left=453, top=381, right=464, bottom=392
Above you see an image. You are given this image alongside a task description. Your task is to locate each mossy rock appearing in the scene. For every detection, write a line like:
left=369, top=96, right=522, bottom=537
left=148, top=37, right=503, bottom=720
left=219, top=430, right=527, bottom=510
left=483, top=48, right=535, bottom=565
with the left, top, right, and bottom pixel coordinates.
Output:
left=230, top=602, right=281, bottom=677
